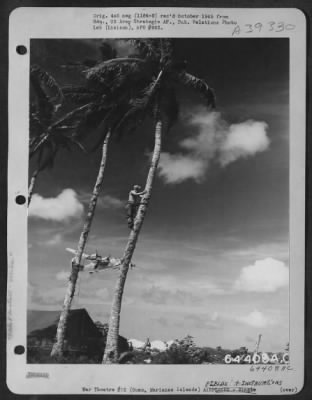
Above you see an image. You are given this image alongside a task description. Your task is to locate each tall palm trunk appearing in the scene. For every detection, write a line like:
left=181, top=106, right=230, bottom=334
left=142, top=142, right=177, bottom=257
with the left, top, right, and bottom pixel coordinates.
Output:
left=103, top=119, right=163, bottom=364
left=28, top=169, right=39, bottom=206
left=51, top=130, right=111, bottom=358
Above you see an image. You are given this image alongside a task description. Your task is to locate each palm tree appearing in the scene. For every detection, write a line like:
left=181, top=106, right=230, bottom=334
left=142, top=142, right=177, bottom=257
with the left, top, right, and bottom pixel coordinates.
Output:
left=50, top=45, right=150, bottom=358
left=101, top=39, right=215, bottom=363
left=29, top=65, right=86, bottom=205
left=50, top=129, right=111, bottom=358
left=49, top=92, right=117, bottom=358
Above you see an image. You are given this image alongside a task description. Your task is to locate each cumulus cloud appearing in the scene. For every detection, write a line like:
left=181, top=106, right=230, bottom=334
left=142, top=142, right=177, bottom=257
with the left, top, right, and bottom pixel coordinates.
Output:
left=157, top=109, right=269, bottom=184
left=98, top=195, right=124, bottom=209
left=43, top=233, right=63, bottom=246
left=29, top=189, right=84, bottom=221
left=219, top=120, right=270, bottom=166
left=238, top=310, right=271, bottom=328
left=233, top=258, right=289, bottom=293
left=158, top=153, right=206, bottom=184
left=79, top=193, right=123, bottom=209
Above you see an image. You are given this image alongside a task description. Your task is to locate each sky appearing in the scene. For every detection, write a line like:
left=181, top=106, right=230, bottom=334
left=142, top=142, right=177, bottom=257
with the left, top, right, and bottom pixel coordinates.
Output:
left=28, top=38, right=289, bottom=352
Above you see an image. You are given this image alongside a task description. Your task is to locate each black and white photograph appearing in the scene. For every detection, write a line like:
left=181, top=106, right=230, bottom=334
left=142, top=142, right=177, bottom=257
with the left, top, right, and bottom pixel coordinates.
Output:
left=7, top=7, right=306, bottom=395
left=27, top=37, right=290, bottom=365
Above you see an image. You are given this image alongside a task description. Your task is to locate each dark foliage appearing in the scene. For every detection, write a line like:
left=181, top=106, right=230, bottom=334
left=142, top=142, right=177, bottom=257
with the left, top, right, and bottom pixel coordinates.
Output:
left=70, top=39, right=216, bottom=149
left=29, top=65, right=87, bottom=174
left=27, top=347, right=102, bottom=364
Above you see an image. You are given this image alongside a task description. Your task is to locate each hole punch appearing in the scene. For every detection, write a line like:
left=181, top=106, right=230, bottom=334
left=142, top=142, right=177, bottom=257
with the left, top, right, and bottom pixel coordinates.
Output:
left=14, top=345, right=25, bottom=355
left=16, top=45, right=27, bottom=55
left=15, top=195, right=26, bottom=205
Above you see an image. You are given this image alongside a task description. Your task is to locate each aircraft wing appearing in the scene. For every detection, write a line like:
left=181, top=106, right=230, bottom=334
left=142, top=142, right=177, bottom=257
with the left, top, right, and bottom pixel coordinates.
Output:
left=84, top=262, right=96, bottom=270
left=65, top=248, right=90, bottom=259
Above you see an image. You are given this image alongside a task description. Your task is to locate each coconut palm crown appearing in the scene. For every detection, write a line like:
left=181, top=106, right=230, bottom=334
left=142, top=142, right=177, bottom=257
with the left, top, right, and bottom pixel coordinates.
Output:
left=84, top=39, right=215, bottom=129
left=29, top=65, right=86, bottom=205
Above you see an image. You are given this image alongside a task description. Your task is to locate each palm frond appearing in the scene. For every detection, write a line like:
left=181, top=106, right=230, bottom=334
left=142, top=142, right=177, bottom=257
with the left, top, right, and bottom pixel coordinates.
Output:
left=61, top=43, right=117, bottom=70
left=29, top=132, right=50, bottom=158
left=29, top=111, right=45, bottom=138
left=60, top=59, right=98, bottom=70
left=161, top=39, right=174, bottom=57
left=176, top=71, right=216, bottom=108
left=69, top=138, right=88, bottom=153
left=78, top=107, right=116, bottom=152
left=111, top=69, right=165, bottom=138
left=159, top=39, right=174, bottom=67
left=143, top=70, right=163, bottom=96
left=85, top=57, right=155, bottom=107
left=130, top=39, right=161, bottom=61
left=50, top=103, right=93, bottom=129
left=64, top=105, right=109, bottom=143
left=30, top=103, right=94, bottom=157
left=31, top=128, right=87, bottom=161
left=30, top=75, right=54, bottom=126
left=113, top=101, right=150, bottom=138
left=62, top=85, right=101, bottom=95
left=131, top=39, right=174, bottom=67
left=132, top=70, right=163, bottom=109
left=30, top=64, right=64, bottom=104
left=85, top=58, right=145, bottom=80
left=62, top=86, right=102, bottom=105
left=52, top=125, right=77, bottom=131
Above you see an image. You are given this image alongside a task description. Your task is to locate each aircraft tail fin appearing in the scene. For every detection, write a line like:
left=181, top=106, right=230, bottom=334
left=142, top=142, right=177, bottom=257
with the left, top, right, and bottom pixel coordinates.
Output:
left=66, top=248, right=89, bottom=259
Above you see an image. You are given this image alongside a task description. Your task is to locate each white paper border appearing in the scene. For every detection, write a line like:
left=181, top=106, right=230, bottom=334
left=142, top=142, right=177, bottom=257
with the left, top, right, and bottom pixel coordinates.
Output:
left=7, top=7, right=306, bottom=395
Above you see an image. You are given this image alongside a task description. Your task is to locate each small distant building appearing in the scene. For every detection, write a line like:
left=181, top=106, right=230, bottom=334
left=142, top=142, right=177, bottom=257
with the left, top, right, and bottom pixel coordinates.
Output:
left=151, top=340, right=167, bottom=352
left=128, top=339, right=145, bottom=350
left=144, top=337, right=151, bottom=351
left=128, top=338, right=169, bottom=352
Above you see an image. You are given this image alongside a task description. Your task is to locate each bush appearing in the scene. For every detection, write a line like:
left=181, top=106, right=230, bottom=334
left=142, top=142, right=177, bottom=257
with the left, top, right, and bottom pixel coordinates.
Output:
left=27, top=347, right=101, bottom=364
left=151, top=336, right=214, bottom=364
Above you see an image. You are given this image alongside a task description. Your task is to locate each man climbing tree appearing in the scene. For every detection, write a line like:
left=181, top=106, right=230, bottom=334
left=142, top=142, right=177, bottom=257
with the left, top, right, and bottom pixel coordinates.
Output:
left=126, top=185, right=146, bottom=229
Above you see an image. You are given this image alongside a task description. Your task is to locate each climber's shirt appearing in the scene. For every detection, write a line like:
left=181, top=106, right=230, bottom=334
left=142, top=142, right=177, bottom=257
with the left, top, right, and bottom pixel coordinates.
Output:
left=128, top=189, right=144, bottom=204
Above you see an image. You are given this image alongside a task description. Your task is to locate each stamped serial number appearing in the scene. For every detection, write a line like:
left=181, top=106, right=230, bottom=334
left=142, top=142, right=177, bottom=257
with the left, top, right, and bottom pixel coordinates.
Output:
left=224, top=352, right=289, bottom=364
left=232, top=21, right=296, bottom=35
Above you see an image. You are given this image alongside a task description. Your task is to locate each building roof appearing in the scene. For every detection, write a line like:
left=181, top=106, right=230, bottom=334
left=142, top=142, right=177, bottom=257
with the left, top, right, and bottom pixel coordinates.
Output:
left=27, top=308, right=102, bottom=339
